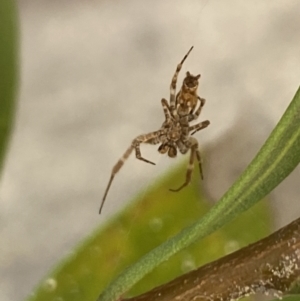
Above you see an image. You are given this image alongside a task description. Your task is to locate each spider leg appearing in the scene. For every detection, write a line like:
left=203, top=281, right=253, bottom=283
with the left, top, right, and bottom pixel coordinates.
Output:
left=188, top=97, right=206, bottom=122
left=169, top=142, right=196, bottom=192
left=195, top=148, right=204, bottom=180
left=188, top=137, right=204, bottom=180
left=100, top=144, right=135, bottom=213
left=170, top=137, right=204, bottom=192
left=189, top=120, right=210, bottom=135
left=100, top=131, right=161, bottom=213
left=134, top=130, right=167, bottom=163
left=170, top=46, right=194, bottom=110
left=161, top=98, right=172, bottom=122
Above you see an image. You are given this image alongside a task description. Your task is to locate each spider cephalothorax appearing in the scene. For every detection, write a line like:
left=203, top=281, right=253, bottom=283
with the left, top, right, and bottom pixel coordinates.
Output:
left=100, top=46, right=210, bottom=213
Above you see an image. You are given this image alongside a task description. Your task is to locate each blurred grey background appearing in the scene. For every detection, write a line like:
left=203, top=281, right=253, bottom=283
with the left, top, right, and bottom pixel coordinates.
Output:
left=1, top=1, right=300, bottom=301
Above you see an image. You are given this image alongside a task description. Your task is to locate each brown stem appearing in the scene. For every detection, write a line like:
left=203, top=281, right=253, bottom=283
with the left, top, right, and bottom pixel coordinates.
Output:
left=125, top=218, right=300, bottom=301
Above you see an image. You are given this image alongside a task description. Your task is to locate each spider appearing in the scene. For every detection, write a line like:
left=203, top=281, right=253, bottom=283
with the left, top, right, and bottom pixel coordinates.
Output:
left=99, top=46, right=210, bottom=213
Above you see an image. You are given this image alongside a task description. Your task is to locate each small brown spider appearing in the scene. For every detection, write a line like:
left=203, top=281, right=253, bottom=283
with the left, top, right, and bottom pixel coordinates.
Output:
left=99, top=47, right=210, bottom=213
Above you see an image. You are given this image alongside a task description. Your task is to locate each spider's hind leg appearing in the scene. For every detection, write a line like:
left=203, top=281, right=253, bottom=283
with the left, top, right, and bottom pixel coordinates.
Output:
left=170, top=46, right=194, bottom=110
left=100, top=144, right=135, bottom=213
left=195, top=148, right=203, bottom=180
left=169, top=137, right=203, bottom=192
left=169, top=146, right=195, bottom=192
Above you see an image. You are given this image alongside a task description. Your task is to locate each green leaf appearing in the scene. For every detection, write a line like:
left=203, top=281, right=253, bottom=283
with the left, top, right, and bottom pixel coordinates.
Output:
left=25, top=162, right=271, bottom=301
left=98, top=86, right=300, bottom=301
left=0, top=0, right=18, bottom=175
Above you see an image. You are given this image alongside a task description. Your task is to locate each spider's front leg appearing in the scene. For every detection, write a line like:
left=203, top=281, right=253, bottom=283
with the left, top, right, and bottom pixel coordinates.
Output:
left=169, top=137, right=202, bottom=192
left=100, top=131, right=161, bottom=213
